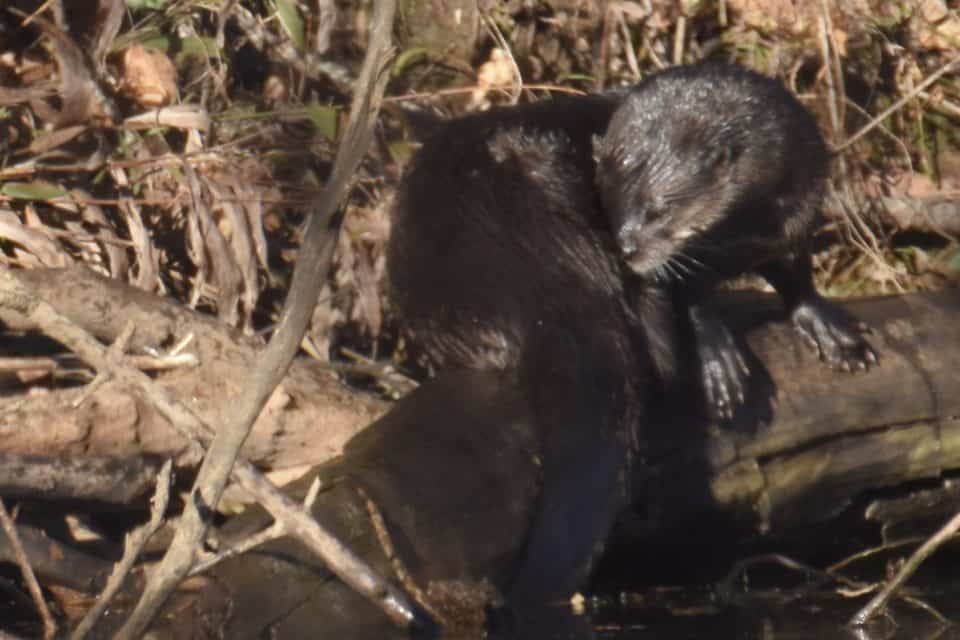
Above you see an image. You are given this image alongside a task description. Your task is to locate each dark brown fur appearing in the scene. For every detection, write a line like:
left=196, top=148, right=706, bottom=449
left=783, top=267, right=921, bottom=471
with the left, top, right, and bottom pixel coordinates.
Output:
left=387, top=95, right=657, bottom=608
left=595, top=62, right=877, bottom=418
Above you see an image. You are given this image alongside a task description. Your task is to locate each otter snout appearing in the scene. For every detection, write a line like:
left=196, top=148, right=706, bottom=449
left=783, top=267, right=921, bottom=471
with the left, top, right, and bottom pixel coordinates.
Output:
left=617, top=228, right=637, bottom=256
left=616, top=220, right=642, bottom=257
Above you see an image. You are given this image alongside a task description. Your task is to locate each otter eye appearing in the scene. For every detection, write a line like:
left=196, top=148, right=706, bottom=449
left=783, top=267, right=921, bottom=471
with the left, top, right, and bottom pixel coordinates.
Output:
left=645, top=197, right=666, bottom=221
left=700, top=145, right=733, bottom=172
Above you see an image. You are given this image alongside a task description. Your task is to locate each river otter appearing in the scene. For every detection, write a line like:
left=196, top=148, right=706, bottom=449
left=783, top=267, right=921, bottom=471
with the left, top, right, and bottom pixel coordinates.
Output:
left=387, top=95, right=659, bottom=611
left=595, top=62, right=878, bottom=418
left=385, top=62, right=877, bottom=608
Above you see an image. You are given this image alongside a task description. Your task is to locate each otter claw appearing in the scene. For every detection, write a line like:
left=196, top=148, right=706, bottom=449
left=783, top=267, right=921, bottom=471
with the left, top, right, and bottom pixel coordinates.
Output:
left=698, top=336, right=749, bottom=421
left=791, top=299, right=878, bottom=373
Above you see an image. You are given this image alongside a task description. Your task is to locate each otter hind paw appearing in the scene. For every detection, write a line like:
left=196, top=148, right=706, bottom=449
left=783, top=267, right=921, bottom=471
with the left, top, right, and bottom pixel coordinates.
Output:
left=791, top=300, right=878, bottom=371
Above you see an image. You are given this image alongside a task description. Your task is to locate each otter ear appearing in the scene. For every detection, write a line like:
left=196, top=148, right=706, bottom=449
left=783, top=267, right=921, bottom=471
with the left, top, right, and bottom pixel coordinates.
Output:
left=591, top=134, right=604, bottom=165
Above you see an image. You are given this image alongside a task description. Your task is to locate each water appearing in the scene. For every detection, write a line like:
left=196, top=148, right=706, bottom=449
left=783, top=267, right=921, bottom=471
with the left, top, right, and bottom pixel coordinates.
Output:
left=586, top=551, right=960, bottom=640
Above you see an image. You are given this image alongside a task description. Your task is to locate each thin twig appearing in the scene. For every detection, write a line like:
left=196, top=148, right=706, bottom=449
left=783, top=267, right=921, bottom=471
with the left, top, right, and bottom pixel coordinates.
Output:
left=835, top=54, right=960, bottom=153
left=70, top=460, right=173, bottom=640
left=0, top=262, right=414, bottom=632
left=0, top=265, right=418, bottom=634
left=482, top=14, right=522, bottom=104
left=672, top=14, right=686, bottom=65
left=849, top=510, right=960, bottom=626
left=817, top=1, right=840, bottom=139
left=0, top=499, right=57, bottom=640
left=0, top=265, right=417, bottom=632
left=900, top=594, right=950, bottom=625
left=114, top=0, right=408, bottom=635
left=821, top=0, right=847, bottom=134
left=360, top=485, right=443, bottom=624
left=827, top=536, right=927, bottom=576
left=188, top=476, right=322, bottom=576
left=617, top=10, right=640, bottom=82
left=841, top=97, right=914, bottom=174
left=384, top=82, right=585, bottom=103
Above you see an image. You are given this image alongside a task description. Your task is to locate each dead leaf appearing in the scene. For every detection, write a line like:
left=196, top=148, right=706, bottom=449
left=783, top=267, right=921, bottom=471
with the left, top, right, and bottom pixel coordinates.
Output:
left=469, top=48, right=515, bottom=109
left=27, top=124, right=86, bottom=155
left=120, top=44, right=178, bottom=108
left=913, top=0, right=960, bottom=51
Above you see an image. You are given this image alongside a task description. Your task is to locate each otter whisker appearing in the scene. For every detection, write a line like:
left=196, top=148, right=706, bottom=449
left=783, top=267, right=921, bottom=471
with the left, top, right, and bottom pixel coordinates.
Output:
left=650, top=262, right=670, bottom=284
left=673, top=251, right=710, bottom=275
left=667, top=256, right=693, bottom=278
left=663, top=256, right=687, bottom=283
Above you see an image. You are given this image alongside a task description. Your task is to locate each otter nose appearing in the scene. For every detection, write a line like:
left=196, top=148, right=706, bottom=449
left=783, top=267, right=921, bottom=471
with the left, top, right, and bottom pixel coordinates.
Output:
left=617, top=225, right=638, bottom=256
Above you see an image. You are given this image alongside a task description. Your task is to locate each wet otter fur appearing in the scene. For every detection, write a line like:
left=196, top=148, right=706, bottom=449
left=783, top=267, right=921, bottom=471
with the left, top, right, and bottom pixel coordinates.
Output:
left=595, top=62, right=878, bottom=418
left=387, top=95, right=658, bottom=610
left=386, top=62, right=878, bottom=611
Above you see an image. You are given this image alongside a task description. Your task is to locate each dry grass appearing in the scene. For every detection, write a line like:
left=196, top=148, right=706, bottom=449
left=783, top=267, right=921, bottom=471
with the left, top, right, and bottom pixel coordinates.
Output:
left=0, top=0, right=958, bottom=377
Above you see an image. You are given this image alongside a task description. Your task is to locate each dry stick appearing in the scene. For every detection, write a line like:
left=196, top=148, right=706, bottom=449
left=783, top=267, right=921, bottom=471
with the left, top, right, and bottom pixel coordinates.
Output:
left=187, top=476, right=322, bottom=576
left=114, top=0, right=404, bottom=636
left=617, top=10, right=640, bottom=82
left=0, top=499, right=57, bottom=640
left=384, top=82, right=585, bottom=103
left=70, top=460, right=173, bottom=640
left=816, top=1, right=840, bottom=139
left=0, top=267, right=416, bottom=633
left=359, top=485, right=447, bottom=625
left=849, top=509, right=960, bottom=627
left=672, top=13, right=686, bottom=65
left=835, top=54, right=960, bottom=153
left=818, top=0, right=846, bottom=138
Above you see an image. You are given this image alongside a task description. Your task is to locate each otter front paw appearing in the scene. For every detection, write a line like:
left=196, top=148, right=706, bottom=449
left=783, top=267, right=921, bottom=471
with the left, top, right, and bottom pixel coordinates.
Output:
left=698, top=335, right=750, bottom=421
left=791, top=299, right=878, bottom=371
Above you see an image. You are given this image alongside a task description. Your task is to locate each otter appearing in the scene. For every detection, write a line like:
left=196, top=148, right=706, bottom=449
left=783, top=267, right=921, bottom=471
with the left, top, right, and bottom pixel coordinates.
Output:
left=385, top=62, right=877, bottom=609
left=595, top=62, right=878, bottom=418
left=387, top=95, right=658, bottom=611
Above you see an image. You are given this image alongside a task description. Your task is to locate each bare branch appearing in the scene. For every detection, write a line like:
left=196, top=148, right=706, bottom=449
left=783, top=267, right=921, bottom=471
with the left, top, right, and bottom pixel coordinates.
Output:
left=0, top=265, right=417, bottom=633
left=0, top=499, right=57, bottom=639
left=835, top=54, right=960, bottom=153
left=70, top=460, right=173, bottom=640
left=849, top=509, right=960, bottom=627
left=103, top=0, right=409, bottom=634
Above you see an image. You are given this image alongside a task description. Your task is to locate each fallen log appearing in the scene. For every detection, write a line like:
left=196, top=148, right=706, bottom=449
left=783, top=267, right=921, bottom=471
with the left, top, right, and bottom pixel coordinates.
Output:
left=0, top=266, right=386, bottom=485
left=3, top=273, right=959, bottom=637
left=635, top=289, right=960, bottom=540
left=186, top=289, right=960, bottom=637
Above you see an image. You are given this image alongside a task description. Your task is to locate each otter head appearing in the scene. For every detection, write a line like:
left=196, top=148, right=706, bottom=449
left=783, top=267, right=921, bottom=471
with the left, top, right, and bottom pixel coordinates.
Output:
left=595, top=92, right=747, bottom=281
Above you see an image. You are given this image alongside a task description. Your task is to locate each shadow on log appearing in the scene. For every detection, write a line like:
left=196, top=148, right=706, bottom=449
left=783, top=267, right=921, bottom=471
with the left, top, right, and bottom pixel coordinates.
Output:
left=632, top=289, right=960, bottom=544
left=3, top=275, right=959, bottom=637
left=196, top=369, right=543, bottom=639
left=170, top=289, right=960, bottom=638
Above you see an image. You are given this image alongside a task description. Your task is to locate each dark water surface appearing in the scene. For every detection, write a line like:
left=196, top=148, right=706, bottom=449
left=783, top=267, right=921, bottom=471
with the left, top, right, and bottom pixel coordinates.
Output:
left=585, top=571, right=960, bottom=640
left=590, top=589, right=960, bottom=639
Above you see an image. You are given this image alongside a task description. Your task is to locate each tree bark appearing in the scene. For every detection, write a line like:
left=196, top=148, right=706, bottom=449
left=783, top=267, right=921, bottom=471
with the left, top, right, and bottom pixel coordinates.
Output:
left=0, top=266, right=386, bottom=481
left=188, top=289, right=960, bottom=638
left=636, top=289, right=960, bottom=539
left=2, top=268, right=959, bottom=637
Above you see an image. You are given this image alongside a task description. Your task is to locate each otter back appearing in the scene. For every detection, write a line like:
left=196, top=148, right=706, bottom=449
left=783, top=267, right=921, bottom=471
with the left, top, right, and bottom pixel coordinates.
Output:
left=386, top=94, right=658, bottom=607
